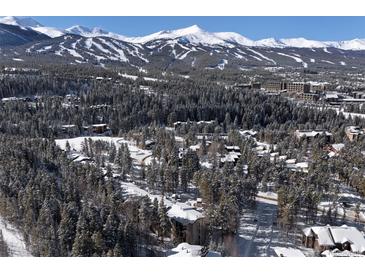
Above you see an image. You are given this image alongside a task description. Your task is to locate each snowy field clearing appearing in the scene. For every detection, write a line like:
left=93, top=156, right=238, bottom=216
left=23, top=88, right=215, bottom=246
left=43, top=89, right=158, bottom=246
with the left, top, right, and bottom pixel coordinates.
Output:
left=0, top=217, right=32, bottom=256
left=230, top=198, right=314, bottom=257
left=121, top=181, right=203, bottom=225
left=55, top=136, right=153, bottom=165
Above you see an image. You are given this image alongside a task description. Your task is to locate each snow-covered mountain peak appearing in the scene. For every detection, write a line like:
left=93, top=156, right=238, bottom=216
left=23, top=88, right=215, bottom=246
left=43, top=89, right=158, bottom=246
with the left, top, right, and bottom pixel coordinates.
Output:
left=0, top=16, right=43, bottom=28
left=255, top=38, right=285, bottom=48
left=66, top=25, right=92, bottom=35
left=125, top=25, right=254, bottom=46
left=0, top=16, right=65, bottom=38
left=3, top=17, right=365, bottom=51
left=336, top=38, right=365, bottom=50
left=214, top=32, right=254, bottom=46
left=279, top=37, right=329, bottom=48
left=171, top=24, right=204, bottom=35
left=66, top=25, right=128, bottom=41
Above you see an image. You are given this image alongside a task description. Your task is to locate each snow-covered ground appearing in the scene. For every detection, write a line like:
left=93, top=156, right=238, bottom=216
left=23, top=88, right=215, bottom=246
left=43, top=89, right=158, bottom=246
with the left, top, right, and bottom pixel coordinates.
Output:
left=56, top=136, right=203, bottom=224
left=0, top=217, right=32, bottom=256
left=55, top=136, right=153, bottom=165
left=230, top=198, right=314, bottom=257
left=119, top=73, right=166, bottom=83
left=318, top=182, right=365, bottom=223
left=121, top=182, right=203, bottom=225
left=167, top=242, right=221, bottom=257
left=273, top=247, right=305, bottom=257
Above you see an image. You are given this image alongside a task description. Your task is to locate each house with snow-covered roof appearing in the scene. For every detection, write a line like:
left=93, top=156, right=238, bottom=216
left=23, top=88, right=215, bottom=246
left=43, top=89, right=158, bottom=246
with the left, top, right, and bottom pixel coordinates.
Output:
left=83, top=123, right=110, bottom=135
left=302, top=225, right=365, bottom=255
left=294, top=129, right=332, bottom=142
left=239, top=129, right=258, bottom=138
left=168, top=203, right=208, bottom=246
left=345, top=126, right=364, bottom=142
left=325, top=143, right=345, bottom=157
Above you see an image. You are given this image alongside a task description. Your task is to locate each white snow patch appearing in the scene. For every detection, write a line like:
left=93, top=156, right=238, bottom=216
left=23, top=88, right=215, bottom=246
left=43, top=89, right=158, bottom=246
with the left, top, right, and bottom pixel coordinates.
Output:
left=246, top=48, right=276, bottom=65
left=55, top=136, right=152, bottom=165
left=0, top=217, right=32, bottom=256
left=323, top=48, right=332, bottom=54
left=321, top=60, right=335, bottom=65
left=168, top=243, right=221, bottom=257
left=277, top=52, right=308, bottom=68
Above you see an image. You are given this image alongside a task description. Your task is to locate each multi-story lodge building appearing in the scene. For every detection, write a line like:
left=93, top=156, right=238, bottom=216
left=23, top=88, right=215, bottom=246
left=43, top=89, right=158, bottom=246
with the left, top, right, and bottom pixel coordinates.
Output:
left=287, top=82, right=311, bottom=94
left=262, top=81, right=287, bottom=92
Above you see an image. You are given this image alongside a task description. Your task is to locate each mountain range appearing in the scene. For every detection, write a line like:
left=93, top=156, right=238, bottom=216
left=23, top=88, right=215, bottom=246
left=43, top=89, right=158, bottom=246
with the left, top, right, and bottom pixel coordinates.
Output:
left=1, top=16, right=365, bottom=71
left=2, top=16, right=365, bottom=50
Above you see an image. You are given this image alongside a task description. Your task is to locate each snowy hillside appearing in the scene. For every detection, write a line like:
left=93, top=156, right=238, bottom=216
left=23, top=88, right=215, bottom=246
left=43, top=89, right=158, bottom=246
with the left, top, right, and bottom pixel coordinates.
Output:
left=2, top=17, right=365, bottom=50
left=3, top=17, right=365, bottom=70
left=66, top=25, right=128, bottom=41
left=0, top=16, right=64, bottom=38
left=0, top=216, right=32, bottom=256
left=0, top=16, right=42, bottom=28
left=124, top=25, right=254, bottom=47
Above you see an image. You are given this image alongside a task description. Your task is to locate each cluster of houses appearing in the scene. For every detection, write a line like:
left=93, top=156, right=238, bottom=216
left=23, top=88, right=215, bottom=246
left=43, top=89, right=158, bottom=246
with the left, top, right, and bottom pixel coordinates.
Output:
left=294, top=129, right=332, bottom=142
left=173, top=120, right=216, bottom=130
left=60, top=123, right=111, bottom=136
left=302, top=225, right=365, bottom=256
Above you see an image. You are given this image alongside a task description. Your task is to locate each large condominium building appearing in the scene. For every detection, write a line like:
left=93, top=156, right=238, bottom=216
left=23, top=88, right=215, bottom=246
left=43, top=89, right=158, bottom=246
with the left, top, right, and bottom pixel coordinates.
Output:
left=287, top=82, right=311, bottom=94
left=262, top=81, right=287, bottom=92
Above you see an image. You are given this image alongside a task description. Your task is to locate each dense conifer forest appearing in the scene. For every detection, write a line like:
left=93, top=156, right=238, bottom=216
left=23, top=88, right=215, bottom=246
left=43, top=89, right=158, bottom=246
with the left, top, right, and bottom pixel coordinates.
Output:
left=0, top=67, right=364, bottom=256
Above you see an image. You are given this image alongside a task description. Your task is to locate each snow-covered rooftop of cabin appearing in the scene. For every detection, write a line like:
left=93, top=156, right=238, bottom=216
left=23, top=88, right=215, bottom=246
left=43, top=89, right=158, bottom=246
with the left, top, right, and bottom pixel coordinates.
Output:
left=308, top=81, right=329, bottom=86
left=173, top=120, right=214, bottom=126
left=345, top=126, right=364, bottom=134
left=167, top=204, right=204, bottom=225
left=296, top=162, right=309, bottom=169
left=303, top=225, right=365, bottom=252
left=200, top=161, right=213, bottom=169
left=331, top=143, right=345, bottom=151
left=61, top=124, right=77, bottom=128
left=239, top=129, right=258, bottom=136
left=325, top=93, right=340, bottom=99
left=91, top=123, right=108, bottom=127
left=285, top=159, right=296, bottom=164
left=221, top=151, right=241, bottom=163
left=174, top=136, right=184, bottom=143
left=295, top=130, right=332, bottom=137
left=189, top=144, right=201, bottom=152
left=303, top=226, right=335, bottom=246
left=72, top=155, right=93, bottom=163
left=330, top=226, right=365, bottom=253
left=225, top=145, right=240, bottom=150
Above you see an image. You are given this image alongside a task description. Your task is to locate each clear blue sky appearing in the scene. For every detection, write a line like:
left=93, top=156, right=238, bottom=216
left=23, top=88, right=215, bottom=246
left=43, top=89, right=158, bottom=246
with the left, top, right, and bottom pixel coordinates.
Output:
left=32, top=16, right=365, bottom=40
